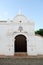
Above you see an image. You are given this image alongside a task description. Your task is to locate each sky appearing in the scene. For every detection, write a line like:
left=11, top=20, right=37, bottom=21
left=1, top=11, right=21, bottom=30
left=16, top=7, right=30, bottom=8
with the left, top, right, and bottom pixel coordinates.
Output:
left=0, top=0, right=43, bottom=30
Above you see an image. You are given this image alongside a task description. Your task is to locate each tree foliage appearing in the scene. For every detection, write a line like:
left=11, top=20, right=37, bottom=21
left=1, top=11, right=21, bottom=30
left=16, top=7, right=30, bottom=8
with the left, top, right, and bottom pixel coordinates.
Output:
left=35, top=29, right=43, bottom=37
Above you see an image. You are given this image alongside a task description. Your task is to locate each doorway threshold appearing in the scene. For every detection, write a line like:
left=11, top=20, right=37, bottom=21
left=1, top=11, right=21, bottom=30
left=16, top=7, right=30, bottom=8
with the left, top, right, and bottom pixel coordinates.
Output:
left=14, top=52, right=27, bottom=56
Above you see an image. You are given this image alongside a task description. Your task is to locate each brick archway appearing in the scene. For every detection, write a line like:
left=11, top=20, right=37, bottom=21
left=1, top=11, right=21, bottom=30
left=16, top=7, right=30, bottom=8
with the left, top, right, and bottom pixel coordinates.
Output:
left=14, top=34, right=27, bottom=52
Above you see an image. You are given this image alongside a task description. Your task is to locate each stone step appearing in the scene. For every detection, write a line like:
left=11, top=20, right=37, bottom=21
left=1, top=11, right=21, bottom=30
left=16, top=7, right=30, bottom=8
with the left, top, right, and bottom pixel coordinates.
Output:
left=14, top=52, right=27, bottom=56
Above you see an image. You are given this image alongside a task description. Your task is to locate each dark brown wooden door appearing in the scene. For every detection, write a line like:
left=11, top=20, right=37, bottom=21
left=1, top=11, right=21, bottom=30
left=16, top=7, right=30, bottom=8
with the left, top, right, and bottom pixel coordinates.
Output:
left=15, top=35, right=27, bottom=52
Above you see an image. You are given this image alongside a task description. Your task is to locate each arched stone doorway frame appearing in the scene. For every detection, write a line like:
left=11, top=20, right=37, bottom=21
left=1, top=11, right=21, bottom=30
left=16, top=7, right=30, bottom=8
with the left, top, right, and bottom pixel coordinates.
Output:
left=11, top=32, right=29, bottom=55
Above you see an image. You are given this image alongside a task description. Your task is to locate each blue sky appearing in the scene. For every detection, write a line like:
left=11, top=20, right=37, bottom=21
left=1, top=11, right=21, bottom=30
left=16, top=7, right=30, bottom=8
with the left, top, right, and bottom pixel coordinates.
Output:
left=0, top=0, right=43, bottom=30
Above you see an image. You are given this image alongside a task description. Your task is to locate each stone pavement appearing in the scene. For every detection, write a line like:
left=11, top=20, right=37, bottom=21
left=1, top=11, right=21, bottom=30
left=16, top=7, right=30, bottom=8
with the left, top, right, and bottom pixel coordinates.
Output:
left=0, top=57, right=43, bottom=65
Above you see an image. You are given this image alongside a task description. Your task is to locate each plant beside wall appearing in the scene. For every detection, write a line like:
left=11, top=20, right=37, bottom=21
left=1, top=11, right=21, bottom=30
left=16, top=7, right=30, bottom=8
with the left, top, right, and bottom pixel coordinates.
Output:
left=35, top=29, right=43, bottom=37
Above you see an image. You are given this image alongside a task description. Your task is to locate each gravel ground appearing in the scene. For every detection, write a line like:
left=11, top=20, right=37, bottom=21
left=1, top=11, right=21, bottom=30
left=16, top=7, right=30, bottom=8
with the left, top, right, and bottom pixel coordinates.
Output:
left=0, top=58, right=43, bottom=65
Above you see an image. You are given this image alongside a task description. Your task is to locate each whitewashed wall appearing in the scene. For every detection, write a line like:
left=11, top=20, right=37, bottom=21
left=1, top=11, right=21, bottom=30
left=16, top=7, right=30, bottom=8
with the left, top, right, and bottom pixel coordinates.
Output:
left=34, top=36, right=43, bottom=55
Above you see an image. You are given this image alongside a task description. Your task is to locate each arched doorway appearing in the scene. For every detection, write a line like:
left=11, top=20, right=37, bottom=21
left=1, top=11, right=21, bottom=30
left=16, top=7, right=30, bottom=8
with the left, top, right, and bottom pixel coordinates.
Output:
left=14, top=34, right=27, bottom=52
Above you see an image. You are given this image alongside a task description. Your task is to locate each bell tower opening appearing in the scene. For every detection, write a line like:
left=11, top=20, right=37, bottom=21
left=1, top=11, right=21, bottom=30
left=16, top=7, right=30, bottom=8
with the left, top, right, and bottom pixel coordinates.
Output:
left=14, top=34, right=27, bottom=53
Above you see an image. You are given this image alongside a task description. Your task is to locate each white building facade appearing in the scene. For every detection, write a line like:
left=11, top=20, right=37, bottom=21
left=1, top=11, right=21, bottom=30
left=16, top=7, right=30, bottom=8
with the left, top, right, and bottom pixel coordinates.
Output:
left=0, top=13, right=43, bottom=56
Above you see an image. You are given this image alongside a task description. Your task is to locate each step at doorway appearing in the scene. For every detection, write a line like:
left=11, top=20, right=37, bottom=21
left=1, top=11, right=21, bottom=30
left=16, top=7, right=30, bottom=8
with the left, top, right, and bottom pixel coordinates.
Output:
left=14, top=52, right=27, bottom=56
